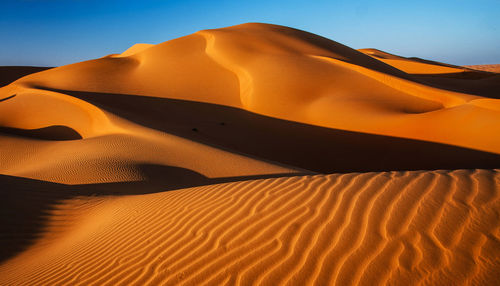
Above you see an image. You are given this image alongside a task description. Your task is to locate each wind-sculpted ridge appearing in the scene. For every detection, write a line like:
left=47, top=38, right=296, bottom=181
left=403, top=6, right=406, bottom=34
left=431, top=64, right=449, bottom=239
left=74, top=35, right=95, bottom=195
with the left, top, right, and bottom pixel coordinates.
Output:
left=1, top=170, right=498, bottom=285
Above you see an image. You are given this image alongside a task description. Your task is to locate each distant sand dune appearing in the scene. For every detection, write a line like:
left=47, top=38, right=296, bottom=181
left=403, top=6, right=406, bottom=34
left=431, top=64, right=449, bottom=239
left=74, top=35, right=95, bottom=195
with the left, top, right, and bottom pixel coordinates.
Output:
left=466, top=64, right=500, bottom=73
left=359, top=48, right=469, bottom=74
left=359, top=49, right=500, bottom=99
left=0, top=170, right=499, bottom=285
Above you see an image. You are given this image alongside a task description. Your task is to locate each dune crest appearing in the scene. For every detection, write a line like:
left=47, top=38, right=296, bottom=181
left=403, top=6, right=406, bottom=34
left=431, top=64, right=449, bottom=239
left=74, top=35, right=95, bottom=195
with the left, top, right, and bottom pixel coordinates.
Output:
left=116, top=43, right=155, bottom=57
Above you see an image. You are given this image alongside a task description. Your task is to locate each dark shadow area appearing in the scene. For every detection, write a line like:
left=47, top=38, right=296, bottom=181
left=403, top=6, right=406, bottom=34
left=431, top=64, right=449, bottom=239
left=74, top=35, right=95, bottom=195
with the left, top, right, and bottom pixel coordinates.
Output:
left=413, top=71, right=496, bottom=80
left=0, top=66, right=52, bottom=87
left=407, top=56, right=474, bottom=70
left=0, top=94, right=16, bottom=102
left=102, top=164, right=307, bottom=195
left=360, top=50, right=500, bottom=98
left=360, top=49, right=469, bottom=71
left=0, top=166, right=304, bottom=263
left=0, top=125, right=82, bottom=141
left=412, top=73, right=500, bottom=99
left=38, top=87, right=500, bottom=173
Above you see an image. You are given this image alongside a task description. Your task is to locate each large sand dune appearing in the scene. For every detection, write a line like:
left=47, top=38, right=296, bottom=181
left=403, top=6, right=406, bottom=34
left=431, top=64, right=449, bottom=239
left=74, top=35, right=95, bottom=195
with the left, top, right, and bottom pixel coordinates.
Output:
left=1, top=23, right=499, bottom=285
left=1, top=171, right=499, bottom=285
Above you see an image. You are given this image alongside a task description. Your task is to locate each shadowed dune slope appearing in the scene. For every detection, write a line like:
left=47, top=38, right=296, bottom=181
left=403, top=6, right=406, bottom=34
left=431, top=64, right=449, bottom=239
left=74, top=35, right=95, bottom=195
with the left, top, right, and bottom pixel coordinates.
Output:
left=0, top=170, right=499, bottom=285
left=22, top=88, right=500, bottom=173
left=359, top=49, right=500, bottom=99
left=0, top=86, right=498, bottom=187
left=0, top=171, right=304, bottom=264
left=0, top=66, right=52, bottom=87
left=359, top=48, right=469, bottom=74
left=2, top=23, right=500, bottom=154
left=0, top=125, right=82, bottom=141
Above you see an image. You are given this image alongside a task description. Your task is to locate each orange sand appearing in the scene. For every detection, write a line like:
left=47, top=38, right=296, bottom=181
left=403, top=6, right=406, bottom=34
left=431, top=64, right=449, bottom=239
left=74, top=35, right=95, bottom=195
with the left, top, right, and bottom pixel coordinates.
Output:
left=465, top=64, right=500, bottom=73
left=0, top=23, right=499, bottom=285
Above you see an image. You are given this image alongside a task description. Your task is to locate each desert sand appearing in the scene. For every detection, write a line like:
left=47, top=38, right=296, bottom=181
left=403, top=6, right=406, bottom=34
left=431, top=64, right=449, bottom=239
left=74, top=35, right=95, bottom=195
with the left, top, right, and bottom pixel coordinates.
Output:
left=466, top=64, right=500, bottom=73
left=0, top=23, right=499, bottom=285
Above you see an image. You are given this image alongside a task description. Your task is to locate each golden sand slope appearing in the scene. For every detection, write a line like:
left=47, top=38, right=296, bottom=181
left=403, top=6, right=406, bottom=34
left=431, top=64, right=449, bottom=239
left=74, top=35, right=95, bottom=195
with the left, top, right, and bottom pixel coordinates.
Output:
left=1, top=23, right=500, bottom=155
left=115, top=43, right=155, bottom=57
left=1, top=170, right=499, bottom=285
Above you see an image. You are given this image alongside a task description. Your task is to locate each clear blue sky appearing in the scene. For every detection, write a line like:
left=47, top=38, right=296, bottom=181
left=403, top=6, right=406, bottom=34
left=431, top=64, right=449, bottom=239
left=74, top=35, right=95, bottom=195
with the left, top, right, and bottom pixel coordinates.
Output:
left=1, top=0, right=499, bottom=66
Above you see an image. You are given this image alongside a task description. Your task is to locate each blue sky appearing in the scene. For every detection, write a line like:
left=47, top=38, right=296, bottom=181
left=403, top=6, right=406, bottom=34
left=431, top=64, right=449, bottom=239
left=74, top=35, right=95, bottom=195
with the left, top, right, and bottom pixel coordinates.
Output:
left=1, top=0, right=499, bottom=66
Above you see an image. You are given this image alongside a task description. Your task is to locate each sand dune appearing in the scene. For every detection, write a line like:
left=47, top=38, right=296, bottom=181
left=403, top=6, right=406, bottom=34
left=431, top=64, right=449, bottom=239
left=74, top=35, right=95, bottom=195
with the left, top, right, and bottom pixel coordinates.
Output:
left=2, top=23, right=499, bottom=156
left=1, top=23, right=500, bottom=285
left=1, top=170, right=499, bottom=285
left=359, top=48, right=468, bottom=74
left=115, top=43, right=155, bottom=57
left=359, top=49, right=500, bottom=99
left=466, top=64, right=500, bottom=73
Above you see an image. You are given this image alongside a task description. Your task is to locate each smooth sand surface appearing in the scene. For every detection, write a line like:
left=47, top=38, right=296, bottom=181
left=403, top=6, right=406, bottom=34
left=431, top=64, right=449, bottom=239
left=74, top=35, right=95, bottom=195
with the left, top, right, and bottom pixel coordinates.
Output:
left=466, top=64, right=500, bottom=73
left=115, top=43, right=155, bottom=57
left=0, top=23, right=499, bottom=285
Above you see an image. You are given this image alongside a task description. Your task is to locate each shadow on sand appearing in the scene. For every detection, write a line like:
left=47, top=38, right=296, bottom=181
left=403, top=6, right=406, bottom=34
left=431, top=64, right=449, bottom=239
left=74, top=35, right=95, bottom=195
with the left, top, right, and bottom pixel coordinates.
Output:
left=0, top=66, right=52, bottom=87
left=0, top=165, right=305, bottom=264
left=2, top=87, right=500, bottom=263
left=0, top=125, right=82, bottom=141
left=412, top=73, right=500, bottom=99
left=37, top=87, right=500, bottom=173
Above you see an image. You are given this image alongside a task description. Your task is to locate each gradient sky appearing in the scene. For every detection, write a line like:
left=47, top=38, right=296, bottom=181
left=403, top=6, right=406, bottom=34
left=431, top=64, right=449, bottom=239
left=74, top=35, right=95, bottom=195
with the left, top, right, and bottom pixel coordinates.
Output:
left=1, top=0, right=499, bottom=67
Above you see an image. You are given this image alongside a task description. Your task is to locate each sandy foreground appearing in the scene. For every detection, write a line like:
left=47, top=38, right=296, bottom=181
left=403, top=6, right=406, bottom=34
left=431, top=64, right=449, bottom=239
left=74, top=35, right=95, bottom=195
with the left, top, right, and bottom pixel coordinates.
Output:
left=0, top=23, right=499, bottom=285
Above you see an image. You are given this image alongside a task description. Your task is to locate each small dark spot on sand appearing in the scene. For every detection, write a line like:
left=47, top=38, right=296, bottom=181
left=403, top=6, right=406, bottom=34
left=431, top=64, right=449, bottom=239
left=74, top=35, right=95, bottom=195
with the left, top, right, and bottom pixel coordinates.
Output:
left=192, top=128, right=198, bottom=132
left=219, top=122, right=225, bottom=126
